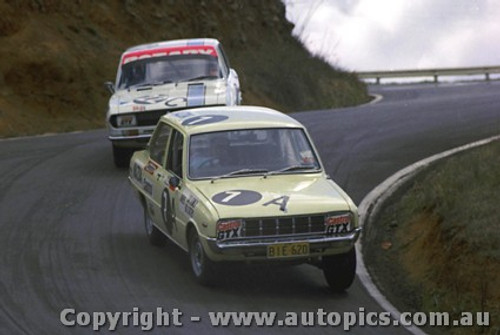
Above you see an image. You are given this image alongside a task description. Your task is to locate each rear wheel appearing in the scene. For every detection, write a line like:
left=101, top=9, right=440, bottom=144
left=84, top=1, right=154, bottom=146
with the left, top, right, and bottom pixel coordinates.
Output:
left=188, top=228, right=217, bottom=285
left=322, top=247, right=357, bottom=293
left=144, top=206, right=166, bottom=247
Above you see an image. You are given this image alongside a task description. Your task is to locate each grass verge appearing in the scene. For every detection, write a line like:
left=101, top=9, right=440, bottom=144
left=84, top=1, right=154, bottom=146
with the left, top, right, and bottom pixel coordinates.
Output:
left=364, top=139, right=500, bottom=335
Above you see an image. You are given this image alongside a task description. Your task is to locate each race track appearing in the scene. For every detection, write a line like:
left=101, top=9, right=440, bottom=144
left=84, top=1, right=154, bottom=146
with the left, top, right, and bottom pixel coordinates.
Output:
left=1, top=81, right=499, bottom=334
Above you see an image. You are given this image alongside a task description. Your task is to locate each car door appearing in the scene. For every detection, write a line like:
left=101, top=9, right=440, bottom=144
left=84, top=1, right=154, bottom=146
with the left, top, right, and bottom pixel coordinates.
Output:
left=141, top=122, right=171, bottom=230
left=157, top=128, right=185, bottom=241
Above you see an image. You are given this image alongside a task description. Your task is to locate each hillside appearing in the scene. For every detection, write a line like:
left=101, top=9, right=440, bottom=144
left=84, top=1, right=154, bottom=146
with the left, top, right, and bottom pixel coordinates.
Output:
left=0, top=0, right=368, bottom=138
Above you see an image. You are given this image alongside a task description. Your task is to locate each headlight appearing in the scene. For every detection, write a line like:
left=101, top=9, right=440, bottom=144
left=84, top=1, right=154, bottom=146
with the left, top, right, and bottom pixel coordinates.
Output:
left=216, top=219, right=242, bottom=241
left=324, top=213, right=352, bottom=235
left=116, top=114, right=137, bottom=127
left=214, top=81, right=227, bottom=95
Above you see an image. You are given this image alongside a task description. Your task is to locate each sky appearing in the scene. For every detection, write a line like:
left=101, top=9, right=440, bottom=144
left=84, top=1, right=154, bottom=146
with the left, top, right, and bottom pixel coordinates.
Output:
left=283, top=0, right=500, bottom=72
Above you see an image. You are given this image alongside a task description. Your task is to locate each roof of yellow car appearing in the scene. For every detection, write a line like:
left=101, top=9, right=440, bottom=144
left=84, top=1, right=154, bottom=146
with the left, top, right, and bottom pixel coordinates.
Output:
left=162, top=106, right=303, bottom=134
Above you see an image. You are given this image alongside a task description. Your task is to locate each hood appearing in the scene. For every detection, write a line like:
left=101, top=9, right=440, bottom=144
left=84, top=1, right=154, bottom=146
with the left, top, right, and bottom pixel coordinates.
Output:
left=192, top=174, right=353, bottom=219
left=109, top=80, right=228, bottom=115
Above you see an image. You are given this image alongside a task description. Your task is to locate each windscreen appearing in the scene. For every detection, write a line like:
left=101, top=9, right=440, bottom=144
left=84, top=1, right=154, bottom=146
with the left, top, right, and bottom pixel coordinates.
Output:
left=118, top=54, right=221, bottom=90
left=189, top=128, right=321, bottom=179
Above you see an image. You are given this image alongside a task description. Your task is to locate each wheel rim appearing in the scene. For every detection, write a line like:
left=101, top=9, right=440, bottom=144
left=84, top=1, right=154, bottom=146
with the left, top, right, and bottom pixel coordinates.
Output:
left=191, top=236, right=204, bottom=277
left=145, top=210, right=153, bottom=235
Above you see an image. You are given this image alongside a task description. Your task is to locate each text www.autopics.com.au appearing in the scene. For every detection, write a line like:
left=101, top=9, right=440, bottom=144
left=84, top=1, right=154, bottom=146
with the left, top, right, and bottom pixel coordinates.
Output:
left=60, top=307, right=491, bottom=331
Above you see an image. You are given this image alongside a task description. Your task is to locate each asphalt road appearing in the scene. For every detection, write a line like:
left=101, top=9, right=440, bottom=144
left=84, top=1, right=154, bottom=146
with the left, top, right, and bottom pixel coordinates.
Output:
left=1, top=81, right=499, bottom=334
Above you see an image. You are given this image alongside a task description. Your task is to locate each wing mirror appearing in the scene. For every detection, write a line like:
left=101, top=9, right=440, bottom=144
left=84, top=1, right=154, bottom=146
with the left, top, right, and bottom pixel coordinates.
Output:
left=104, top=81, right=115, bottom=94
left=169, top=176, right=180, bottom=191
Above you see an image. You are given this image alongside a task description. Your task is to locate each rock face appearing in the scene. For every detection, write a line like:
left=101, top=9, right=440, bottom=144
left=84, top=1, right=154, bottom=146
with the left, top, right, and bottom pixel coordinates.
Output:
left=0, top=0, right=368, bottom=137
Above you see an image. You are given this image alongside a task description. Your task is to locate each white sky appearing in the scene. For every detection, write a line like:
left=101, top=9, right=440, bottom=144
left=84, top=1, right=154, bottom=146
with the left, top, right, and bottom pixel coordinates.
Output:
left=283, top=0, right=500, bottom=71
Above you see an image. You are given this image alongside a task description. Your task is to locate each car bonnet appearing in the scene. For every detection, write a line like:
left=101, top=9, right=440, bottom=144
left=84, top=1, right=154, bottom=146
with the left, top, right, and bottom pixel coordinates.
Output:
left=110, top=80, right=228, bottom=114
left=192, top=174, right=353, bottom=220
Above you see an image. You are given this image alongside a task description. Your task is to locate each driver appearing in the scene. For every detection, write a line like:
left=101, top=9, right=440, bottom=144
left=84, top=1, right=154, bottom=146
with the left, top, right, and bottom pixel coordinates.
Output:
left=190, top=135, right=230, bottom=176
left=208, top=61, right=220, bottom=78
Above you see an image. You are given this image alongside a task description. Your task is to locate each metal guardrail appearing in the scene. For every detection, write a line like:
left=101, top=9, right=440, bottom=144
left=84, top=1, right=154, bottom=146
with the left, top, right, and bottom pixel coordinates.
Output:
left=357, top=65, right=500, bottom=84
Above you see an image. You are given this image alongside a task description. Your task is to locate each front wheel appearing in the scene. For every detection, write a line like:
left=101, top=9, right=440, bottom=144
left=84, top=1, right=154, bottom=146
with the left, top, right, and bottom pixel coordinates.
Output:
left=322, top=247, right=357, bottom=293
left=188, top=228, right=217, bottom=285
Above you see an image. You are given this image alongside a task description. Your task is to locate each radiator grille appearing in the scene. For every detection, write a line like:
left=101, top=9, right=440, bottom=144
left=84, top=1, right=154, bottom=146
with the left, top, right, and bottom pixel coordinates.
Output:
left=243, top=215, right=325, bottom=237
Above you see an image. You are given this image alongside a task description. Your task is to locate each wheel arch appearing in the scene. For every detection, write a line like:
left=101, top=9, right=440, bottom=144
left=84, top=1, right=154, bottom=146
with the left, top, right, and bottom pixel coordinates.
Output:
left=185, top=221, right=198, bottom=250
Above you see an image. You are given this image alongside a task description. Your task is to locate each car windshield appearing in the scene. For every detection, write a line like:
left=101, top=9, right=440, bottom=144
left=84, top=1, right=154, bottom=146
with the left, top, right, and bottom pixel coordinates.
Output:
left=189, top=128, right=321, bottom=179
left=118, top=54, right=221, bottom=90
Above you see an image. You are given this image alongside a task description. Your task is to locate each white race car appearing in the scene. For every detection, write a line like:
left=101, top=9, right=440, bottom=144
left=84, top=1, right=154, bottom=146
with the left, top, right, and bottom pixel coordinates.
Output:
left=105, top=38, right=241, bottom=167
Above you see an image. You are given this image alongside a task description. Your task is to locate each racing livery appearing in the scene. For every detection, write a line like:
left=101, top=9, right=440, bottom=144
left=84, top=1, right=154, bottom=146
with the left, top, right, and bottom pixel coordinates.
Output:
left=106, top=38, right=241, bottom=167
left=128, top=106, right=361, bottom=292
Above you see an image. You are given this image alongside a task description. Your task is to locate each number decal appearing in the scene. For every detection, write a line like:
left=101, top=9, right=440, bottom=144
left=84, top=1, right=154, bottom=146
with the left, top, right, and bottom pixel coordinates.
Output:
left=186, top=116, right=214, bottom=125
left=221, top=191, right=242, bottom=203
left=181, top=115, right=228, bottom=126
left=161, top=189, right=175, bottom=235
left=212, top=190, right=262, bottom=206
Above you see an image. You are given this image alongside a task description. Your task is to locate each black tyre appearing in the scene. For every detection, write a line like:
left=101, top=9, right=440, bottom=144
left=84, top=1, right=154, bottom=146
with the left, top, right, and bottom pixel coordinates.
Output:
left=144, top=206, right=166, bottom=247
left=112, top=145, right=132, bottom=168
left=322, top=247, right=357, bottom=293
left=188, top=228, right=217, bottom=285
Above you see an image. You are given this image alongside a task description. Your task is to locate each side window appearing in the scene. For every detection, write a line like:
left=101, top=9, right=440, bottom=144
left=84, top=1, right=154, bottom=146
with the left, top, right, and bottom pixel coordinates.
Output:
left=216, top=45, right=230, bottom=77
left=166, top=129, right=184, bottom=178
left=149, top=123, right=171, bottom=165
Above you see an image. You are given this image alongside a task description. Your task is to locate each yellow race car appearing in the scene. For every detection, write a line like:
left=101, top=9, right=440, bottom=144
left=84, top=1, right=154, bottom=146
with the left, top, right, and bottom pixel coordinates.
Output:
left=129, top=106, right=361, bottom=292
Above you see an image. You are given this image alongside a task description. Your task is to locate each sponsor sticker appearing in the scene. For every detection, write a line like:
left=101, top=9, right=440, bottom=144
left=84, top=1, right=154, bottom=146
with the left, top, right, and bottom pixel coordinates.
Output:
left=143, top=179, right=153, bottom=196
left=144, top=160, right=159, bottom=175
left=325, top=214, right=351, bottom=235
left=187, top=84, right=206, bottom=107
left=122, top=45, right=218, bottom=65
left=179, top=191, right=199, bottom=218
left=216, top=220, right=242, bottom=241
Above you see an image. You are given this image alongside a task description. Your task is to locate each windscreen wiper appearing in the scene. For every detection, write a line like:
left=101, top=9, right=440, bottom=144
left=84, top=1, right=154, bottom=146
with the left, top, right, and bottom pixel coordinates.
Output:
left=179, top=75, right=220, bottom=83
left=265, top=164, right=318, bottom=177
left=210, top=169, right=269, bottom=183
left=128, top=80, right=174, bottom=90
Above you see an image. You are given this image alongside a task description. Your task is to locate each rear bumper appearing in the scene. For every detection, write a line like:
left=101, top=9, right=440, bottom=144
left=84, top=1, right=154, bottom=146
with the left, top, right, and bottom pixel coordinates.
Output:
left=202, top=228, right=362, bottom=262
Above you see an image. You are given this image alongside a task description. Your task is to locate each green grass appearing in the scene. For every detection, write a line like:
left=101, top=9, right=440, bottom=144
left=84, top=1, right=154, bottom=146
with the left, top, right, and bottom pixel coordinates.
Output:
left=365, top=139, right=500, bottom=335
left=400, top=141, right=500, bottom=260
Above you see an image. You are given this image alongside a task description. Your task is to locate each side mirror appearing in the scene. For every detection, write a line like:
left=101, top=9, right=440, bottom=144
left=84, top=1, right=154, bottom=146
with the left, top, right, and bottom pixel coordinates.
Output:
left=169, top=176, right=180, bottom=191
left=228, top=69, right=242, bottom=104
left=229, top=68, right=239, bottom=80
left=104, top=81, right=115, bottom=94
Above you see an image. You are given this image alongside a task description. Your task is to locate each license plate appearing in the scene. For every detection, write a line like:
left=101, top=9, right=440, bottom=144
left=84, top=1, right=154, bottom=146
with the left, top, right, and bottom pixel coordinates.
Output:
left=267, top=242, right=310, bottom=258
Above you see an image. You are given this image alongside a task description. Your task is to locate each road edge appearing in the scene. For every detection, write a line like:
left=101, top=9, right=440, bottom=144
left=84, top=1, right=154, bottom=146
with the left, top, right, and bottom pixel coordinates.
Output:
left=355, top=134, right=500, bottom=335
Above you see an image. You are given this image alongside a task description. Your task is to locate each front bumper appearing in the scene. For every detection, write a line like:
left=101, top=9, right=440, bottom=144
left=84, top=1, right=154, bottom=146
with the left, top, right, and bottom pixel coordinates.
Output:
left=107, top=125, right=155, bottom=148
left=203, top=228, right=362, bottom=262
